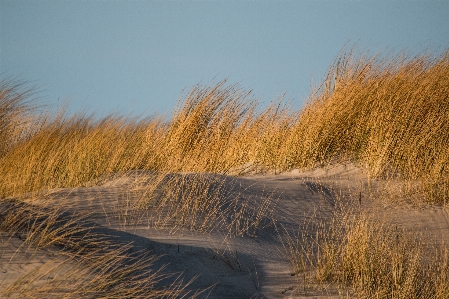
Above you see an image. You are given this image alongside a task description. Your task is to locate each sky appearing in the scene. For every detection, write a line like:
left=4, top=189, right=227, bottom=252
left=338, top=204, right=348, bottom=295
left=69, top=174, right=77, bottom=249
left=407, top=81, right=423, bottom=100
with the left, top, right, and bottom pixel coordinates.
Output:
left=1, top=1, right=449, bottom=118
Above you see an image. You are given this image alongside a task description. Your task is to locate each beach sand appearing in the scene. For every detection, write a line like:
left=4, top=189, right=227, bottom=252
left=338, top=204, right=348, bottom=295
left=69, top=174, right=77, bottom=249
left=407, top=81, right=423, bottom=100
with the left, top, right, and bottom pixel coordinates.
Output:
left=2, top=163, right=448, bottom=298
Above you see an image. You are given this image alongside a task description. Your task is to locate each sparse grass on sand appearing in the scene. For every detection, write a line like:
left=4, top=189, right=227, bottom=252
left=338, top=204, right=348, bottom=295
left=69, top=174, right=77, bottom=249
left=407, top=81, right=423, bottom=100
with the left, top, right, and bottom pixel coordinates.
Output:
left=1, top=46, right=448, bottom=297
left=280, top=203, right=449, bottom=298
left=0, top=197, right=197, bottom=298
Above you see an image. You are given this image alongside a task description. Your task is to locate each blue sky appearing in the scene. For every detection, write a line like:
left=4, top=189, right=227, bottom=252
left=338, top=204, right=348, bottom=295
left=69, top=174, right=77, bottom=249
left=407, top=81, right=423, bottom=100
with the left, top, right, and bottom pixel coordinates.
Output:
left=1, top=1, right=449, bottom=118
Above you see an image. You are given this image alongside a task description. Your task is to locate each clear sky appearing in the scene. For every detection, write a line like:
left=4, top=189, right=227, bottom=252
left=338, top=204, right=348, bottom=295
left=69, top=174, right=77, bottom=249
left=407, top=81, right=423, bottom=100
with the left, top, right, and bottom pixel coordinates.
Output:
left=1, top=1, right=448, bottom=118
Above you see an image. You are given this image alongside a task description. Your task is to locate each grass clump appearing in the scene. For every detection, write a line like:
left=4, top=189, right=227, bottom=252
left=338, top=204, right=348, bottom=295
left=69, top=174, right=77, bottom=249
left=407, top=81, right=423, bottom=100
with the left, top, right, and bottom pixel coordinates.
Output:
left=0, top=113, right=167, bottom=196
left=288, top=47, right=449, bottom=203
left=0, top=78, right=39, bottom=157
left=281, top=206, right=449, bottom=298
left=127, top=172, right=276, bottom=236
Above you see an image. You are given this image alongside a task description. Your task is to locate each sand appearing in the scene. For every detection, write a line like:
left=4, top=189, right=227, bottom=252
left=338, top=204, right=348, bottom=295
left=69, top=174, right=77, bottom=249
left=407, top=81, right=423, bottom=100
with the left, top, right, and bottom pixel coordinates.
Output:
left=1, top=163, right=449, bottom=298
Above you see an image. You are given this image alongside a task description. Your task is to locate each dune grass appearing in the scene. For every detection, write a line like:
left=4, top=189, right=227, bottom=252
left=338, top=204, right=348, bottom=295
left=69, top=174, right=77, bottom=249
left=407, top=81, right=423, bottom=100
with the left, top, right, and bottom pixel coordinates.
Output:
left=280, top=204, right=449, bottom=298
left=122, top=172, right=276, bottom=236
left=0, top=196, right=197, bottom=298
left=1, top=46, right=449, bottom=297
left=291, top=47, right=449, bottom=203
left=1, top=47, right=448, bottom=203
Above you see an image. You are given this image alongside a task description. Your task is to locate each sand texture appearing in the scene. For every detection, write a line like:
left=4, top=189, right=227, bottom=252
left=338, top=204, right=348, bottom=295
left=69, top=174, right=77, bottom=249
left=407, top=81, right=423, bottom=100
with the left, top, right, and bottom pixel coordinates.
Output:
left=1, top=163, right=448, bottom=298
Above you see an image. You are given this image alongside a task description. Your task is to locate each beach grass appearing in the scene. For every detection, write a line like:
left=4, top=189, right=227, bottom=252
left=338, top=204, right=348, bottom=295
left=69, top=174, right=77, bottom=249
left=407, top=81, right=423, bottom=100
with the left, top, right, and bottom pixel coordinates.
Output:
left=1, top=47, right=448, bottom=203
left=1, top=46, right=448, bottom=297
left=280, top=203, right=449, bottom=298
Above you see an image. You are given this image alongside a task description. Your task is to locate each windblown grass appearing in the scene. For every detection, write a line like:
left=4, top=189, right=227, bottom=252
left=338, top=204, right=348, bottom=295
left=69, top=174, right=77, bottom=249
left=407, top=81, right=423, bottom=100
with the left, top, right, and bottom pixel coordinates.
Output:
left=280, top=204, right=449, bottom=298
left=0, top=78, right=40, bottom=157
left=1, top=47, right=448, bottom=202
left=1, top=45, right=449, bottom=297
left=0, top=197, right=197, bottom=298
left=290, top=47, right=449, bottom=203
left=126, top=172, right=276, bottom=236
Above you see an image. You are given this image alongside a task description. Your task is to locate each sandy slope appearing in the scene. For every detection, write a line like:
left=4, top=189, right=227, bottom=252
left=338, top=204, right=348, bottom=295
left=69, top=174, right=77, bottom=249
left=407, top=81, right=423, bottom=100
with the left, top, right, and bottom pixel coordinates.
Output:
left=1, top=163, right=449, bottom=298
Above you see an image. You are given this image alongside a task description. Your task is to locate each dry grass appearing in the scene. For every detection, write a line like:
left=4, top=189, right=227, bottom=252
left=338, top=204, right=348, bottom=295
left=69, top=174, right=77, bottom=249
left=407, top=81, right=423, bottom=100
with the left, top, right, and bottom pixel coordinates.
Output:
left=0, top=197, right=197, bottom=298
left=1, top=45, right=449, bottom=297
left=288, top=47, right=449, bottom=203
left=0, top=78, right=40, bottom=157
left=280, top=204, right=449, bottom=298
left=125, top=172, right=276, bottom=236
left=1, top=47, right=448, bottom=202
left=2, top=244, right=188, bottom=299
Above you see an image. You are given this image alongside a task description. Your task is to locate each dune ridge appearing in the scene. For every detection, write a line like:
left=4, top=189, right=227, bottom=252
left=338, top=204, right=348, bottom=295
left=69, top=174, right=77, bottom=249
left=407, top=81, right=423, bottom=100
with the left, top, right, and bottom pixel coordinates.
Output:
left=1, top=46, right=449, bottom=298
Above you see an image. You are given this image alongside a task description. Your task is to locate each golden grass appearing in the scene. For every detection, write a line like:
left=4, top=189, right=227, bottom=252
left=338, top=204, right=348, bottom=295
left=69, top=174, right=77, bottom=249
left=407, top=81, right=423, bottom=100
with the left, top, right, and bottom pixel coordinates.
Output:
left=1, top=45, right=449, bottom=297
left=0, top=78, right=40, bottom=157
left=280, top=204, right=449, bottom=298
left=290, top=47, right=449, bottom=203
left=1, top=47, right=448, bottom=202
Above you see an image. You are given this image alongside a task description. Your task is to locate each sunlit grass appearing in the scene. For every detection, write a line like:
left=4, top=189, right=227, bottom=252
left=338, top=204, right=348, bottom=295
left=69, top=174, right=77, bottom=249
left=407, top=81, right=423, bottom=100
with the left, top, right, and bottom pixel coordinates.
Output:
left=1, top=47, right=448, bottom=202
left=280, top=204, right=449, bottom=298
left=1, top=45, right=448, bottom=297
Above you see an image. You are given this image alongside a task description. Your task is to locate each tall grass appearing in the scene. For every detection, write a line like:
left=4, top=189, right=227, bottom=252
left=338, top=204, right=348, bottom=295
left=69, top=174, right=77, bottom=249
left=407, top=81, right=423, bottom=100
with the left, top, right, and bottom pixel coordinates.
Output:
left=280, top=205, right=449, bottom=298
left=0, top=78, right=39, bottom=157
left=1, top=46, right=449, bottom=297
left=0, top=80, right=293, bottom=197
left=0, top=113, right=167, bottom=196
left=1, top=47, right=448, bottom=202
left=288, top=48, right=449, bottom=202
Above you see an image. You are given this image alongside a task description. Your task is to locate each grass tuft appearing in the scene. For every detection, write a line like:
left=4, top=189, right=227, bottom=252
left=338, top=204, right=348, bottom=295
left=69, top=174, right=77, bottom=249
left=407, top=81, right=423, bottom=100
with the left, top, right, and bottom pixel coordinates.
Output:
left=282, top=206, right=449, bottom=298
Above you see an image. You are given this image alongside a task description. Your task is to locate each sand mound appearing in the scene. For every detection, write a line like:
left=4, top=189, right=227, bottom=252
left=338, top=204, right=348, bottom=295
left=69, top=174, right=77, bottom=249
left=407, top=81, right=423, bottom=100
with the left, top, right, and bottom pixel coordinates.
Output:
left=2, top=164, right=448, bottom=298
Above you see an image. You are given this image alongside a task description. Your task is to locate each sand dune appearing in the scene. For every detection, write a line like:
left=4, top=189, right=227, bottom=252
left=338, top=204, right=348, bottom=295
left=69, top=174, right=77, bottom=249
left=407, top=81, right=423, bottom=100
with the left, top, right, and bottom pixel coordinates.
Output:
left=2, top=163, right=448, bottom=298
